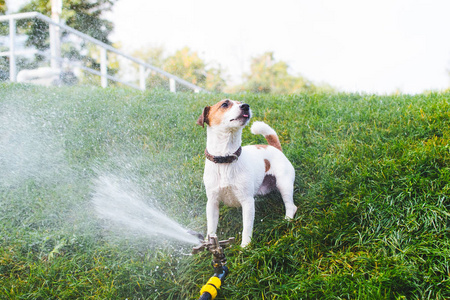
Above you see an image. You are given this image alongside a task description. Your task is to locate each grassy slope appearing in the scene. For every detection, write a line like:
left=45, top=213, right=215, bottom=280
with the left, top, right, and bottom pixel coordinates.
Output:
left=0, top=83, right=449, bottom=299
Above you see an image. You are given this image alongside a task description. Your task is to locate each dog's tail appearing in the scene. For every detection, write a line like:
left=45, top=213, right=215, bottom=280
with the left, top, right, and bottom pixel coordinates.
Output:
left=251, top=121, right=283, bottom=152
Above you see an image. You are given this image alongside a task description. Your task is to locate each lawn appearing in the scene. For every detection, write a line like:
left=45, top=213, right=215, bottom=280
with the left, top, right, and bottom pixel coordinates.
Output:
left=1, top=83, right=449, bottom=299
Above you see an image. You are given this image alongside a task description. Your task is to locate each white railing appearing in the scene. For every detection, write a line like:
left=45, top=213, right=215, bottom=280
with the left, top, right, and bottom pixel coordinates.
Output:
left=0, top=12, right=206, bottom=93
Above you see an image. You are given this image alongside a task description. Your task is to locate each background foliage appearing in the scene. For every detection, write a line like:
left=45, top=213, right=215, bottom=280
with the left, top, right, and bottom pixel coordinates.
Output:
left=18, top=0, right=116, bottom=48
left=0, top=0, right=117, bottom=80
left=237, top=51, right=326, bottom=94
left=0, top=0, right=6, bottom=15
left=4, top=1, right=337, bottom=93
left=132, top=46, right=226, bottom=92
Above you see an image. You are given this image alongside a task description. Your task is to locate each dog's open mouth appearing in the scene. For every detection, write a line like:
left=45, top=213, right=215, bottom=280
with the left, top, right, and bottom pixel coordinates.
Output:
left=230, top=114, right=250, bottom=122
left=231, top=112, right=250, bottom=122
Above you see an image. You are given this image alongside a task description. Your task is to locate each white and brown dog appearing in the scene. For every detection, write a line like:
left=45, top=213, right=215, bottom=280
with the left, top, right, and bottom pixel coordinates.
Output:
left=197, top=99, right=297, bottom=247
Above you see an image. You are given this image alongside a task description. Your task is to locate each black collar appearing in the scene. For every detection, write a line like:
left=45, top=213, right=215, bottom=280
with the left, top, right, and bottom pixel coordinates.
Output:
left=204, top=147, right=242, bottom=164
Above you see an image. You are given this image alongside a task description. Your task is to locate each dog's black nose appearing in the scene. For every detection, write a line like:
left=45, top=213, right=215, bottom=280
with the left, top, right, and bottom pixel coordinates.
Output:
left=241, top=103, right=250, bottom=111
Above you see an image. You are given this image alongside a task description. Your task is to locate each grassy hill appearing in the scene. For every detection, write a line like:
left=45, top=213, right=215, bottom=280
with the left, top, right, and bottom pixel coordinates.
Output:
left=1, top=83, right=449, bottom=299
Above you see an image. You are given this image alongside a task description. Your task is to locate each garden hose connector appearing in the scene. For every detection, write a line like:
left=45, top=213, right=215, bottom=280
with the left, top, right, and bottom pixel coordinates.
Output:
left=199, top=276, right=222, bottom=299
left=195, top=234, right=233, bottom=300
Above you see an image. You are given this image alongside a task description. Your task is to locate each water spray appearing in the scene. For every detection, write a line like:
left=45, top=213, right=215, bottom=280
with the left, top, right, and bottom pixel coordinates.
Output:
left=192, top=234, right=235, bottom=300
left=92, top=173, right=236, bottom=298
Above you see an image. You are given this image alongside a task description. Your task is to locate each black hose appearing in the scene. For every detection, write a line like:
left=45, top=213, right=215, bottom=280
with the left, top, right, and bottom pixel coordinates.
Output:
left=198, top=292, right=212, bottom=300
left=215, top=265, right=228, bottom=281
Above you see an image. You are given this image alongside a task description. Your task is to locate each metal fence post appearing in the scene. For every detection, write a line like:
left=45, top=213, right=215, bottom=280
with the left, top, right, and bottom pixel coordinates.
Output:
left=169, top=78, right=176, bottom=93
left=50, top=0, right=61, bottom=70
left=100, top=47, right=107, bottom=88
left=9, top=17, right=16, bottom=82
left=139, top=65, right=146, bottom=91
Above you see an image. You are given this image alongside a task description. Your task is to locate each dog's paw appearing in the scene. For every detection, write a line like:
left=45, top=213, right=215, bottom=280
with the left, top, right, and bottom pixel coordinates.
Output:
left=240, top=237, right=252, bottom=248
left=285, top=204, right=297, bottom=219
left=240, top=242, right=250, bottom=248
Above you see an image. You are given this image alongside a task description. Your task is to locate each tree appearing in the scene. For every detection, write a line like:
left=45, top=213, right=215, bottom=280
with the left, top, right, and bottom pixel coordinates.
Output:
left=0, top=0, right=6, bottom=80
left=131, top=45, right=168, bottom=90
left=0, top=1, right=38, bottom=81
left=164, top=47, right=206, bottom=85
left=0, top=0, right=6, bottom=15
left=165, top=47, right=226, bottom=92
left=0, top=0, right=7, bottom=34
left=19, top=0, right=116, bottom=47
left=204, top=64, right=226, bottom=92
left=238, top=52, right=321, bottom=94
left=15, top=0, right=115, bottom=71
left=9, top=0, right=118, bottom=84
left=132, top=46, right=226, bottom=92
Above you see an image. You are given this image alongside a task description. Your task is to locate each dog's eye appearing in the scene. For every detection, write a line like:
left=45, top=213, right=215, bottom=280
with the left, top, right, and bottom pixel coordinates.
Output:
left=221, top=101, right=229, bottom=108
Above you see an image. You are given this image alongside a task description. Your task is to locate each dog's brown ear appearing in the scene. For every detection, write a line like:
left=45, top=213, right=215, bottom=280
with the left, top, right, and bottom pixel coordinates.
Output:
left=196, top=106, right=210, bottom=127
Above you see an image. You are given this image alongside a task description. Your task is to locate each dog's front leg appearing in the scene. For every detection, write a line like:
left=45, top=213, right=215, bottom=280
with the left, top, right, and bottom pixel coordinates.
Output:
left=206, top=198, right=220, bottom=239
left=240, top=198, right=255, bottom=247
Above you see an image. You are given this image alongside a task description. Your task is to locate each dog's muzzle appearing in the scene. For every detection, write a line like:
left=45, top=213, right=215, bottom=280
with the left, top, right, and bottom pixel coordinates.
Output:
left=230, top=103, right=251, bottom=123
left=240, top=103, right=250, bottom=119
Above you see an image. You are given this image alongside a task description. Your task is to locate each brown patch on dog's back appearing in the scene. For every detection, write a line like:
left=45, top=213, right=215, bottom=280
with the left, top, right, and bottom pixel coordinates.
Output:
left=264, top=159, right=271, bottom=172
left=255, top=144, right=268, bottom=150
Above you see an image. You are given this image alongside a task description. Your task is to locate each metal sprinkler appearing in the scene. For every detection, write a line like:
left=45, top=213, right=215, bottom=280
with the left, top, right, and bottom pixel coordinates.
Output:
left=192, top=234, right=235, bottom=300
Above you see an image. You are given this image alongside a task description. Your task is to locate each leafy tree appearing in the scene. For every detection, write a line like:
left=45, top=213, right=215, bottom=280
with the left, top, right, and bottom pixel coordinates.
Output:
left=131, top=45, right=169, bottom=90
left=237, top=51, right=324, bottom=94
left=0, top=0, right=7, bottom=34
left=0, top=1, right=37, bottom=81
left=14, top=0, right=116, bottom=73
left=165, top=47, right=227, bottom=92
left=5, top=0, right=118, bottom=84
left=18, top=0, right=116, bottom=47
left=0, top=0, right=6, bottom=14
left=0, top=0, right=6, bottom=80
left=165, top=47, right=206, bottom=85
left=133, top=46, right=166, bottom=69
left=132, top=46, right=226, bottom=92
left=204, top=64, right=226, bottom=92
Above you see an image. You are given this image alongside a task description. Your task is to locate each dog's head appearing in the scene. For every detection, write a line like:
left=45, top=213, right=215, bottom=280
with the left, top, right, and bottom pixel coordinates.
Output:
left=197, top=99, right=251, bottom=129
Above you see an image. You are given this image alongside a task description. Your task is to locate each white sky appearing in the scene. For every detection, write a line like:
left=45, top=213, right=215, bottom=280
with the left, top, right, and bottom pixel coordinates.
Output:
left=8, top=0, right=450, bottom=94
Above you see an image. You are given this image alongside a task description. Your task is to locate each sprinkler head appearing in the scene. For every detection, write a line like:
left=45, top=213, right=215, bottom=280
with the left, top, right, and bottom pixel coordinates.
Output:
left=192, top=234, right=235, bottom=255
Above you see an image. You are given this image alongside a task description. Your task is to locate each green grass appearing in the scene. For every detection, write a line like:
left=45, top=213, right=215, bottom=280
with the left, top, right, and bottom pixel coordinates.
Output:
left=1, top=83, right=449, bottom=299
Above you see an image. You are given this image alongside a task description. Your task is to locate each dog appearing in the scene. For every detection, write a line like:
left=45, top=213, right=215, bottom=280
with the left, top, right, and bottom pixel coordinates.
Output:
left=197, top=99, right=297, bottom=247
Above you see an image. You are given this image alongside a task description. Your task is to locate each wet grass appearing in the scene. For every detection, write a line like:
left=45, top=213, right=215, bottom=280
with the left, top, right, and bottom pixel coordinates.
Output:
left=1, top=83, right=449, bottom=299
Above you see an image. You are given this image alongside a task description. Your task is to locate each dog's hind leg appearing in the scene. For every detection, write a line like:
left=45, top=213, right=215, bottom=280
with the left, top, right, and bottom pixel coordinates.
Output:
left=240, top=198, right=256, bottom=247
left=277, top=180, right=297, bottom=219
